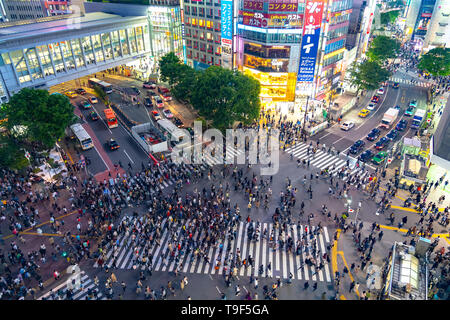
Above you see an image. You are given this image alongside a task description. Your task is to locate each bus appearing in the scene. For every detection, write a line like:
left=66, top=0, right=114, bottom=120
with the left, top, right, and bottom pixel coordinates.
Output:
left=104, top=108, right=118, bottom=128
left=70, top=123, right=94, bottom=150
left=88, top=78, right=113, bottom=94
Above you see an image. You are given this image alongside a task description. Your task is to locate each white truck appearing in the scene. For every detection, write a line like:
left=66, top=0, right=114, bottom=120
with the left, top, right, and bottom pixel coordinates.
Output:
left=380, top=107, right=399, bottom=129
left=411, top=109, right=426, bottom=130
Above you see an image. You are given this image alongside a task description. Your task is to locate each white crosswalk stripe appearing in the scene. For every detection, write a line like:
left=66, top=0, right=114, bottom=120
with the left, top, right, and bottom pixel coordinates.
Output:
left=38, top=272, right=105, bottom=300
left=389, top=77, right=431, bottom=87
left=95, top=217, right=333, bottom=282
left=286, top=142, right=374, bottom=185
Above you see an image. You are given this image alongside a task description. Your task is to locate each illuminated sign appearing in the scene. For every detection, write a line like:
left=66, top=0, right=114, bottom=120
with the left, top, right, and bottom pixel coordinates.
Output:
left=240, top=11, right=302, bottom=28
left=221, top=0, right=233, bottom=45
left=297, top=0, right=324, bottom=82
left=244, top=0, right=263, bottom=11
left=268, top=1, right=298, bottom=12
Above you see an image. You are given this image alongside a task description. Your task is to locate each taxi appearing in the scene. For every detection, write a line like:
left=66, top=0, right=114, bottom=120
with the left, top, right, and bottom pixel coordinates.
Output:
left=358, top=109, right=370, bottom=118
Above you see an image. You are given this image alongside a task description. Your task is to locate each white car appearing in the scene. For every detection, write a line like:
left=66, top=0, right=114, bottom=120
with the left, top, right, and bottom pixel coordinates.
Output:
left=366, top=103, right=376, bottom=111
left=89, top=96, right=98, bottom=104
left=340, top=121, right=355, bottom=131
left=377, top=87, right=385, bottom=95
left=163, top=109, right=173, bottom=118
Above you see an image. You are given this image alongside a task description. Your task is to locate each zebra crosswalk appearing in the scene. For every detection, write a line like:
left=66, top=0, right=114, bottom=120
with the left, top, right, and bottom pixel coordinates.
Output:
left=38, top=271, right=105, bottom=300
left=285, top=142, right=373, bottom=183
left=94, top=217, right=333, bottom=283
left=389, top=77, right=432, bottom=88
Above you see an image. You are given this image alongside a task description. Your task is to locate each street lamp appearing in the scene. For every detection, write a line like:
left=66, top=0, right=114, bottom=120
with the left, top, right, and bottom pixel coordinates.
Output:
left=354, top=201, right=362, bottom=225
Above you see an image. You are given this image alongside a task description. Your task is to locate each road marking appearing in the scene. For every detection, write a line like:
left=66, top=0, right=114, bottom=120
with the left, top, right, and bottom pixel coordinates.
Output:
left=216, top=286, right=222, bottom=294
left=123, top=149, right=134, bottom=164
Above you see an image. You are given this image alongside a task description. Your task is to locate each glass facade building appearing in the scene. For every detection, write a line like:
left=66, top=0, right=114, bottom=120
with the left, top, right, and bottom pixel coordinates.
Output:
left=0, top=12, right=150, bottom=100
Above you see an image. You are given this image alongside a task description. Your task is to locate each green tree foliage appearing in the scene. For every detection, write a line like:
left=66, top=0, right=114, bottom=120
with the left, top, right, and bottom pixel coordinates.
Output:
left=191, top=66, right=260, bottom=131
left=367, top=35, right=400, bottom=62
left=93, top=85, right=107, bottom=103
left=417, top=48, right=450, bottom=77
left=159, top=52, right=182, bottom=85
left=380, top=10, right=401, bottom=25
left=0, top=135, right=28, bottom=170
left=348, top=60, right=391, bottom=93
left=4, top=88, right=76, bottom=150
left=170, top=64, right=198, bottom=103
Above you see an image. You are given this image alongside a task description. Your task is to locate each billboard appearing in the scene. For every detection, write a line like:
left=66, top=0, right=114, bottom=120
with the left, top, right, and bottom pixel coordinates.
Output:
left=221, top=0, right=233, bottom=46
left=268, top=1, right=298, bottom=12
left=240, top=11, right=302, bottom=28
left=297, top=0, right=324, bottom=82
left=244, top=0, right=263, bottom=11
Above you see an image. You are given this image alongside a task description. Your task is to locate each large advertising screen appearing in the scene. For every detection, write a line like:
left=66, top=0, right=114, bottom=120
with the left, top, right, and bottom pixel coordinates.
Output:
left=297, top=0, right=324, bottom=82
left=221, top=0, right=233, bottom=45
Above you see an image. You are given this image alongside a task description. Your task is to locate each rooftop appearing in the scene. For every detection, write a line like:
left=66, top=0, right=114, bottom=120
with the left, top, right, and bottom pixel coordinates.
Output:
left=0, top=12, right=145, bottom=43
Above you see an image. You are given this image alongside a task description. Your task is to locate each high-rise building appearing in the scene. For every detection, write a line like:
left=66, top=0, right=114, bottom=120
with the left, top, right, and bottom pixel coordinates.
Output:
left=237, top=0, right=304, bottom=103
left=1, top=0, right=75, bottom=22
left=423, top=0, right=450, bottom=49
left=346, top=0, right=376, bottom=56
left=182, top=0, right=233, bottom=70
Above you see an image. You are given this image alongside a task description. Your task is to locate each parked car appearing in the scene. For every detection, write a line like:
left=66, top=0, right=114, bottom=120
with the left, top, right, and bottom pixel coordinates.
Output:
left=350, top=140, right=365, bottom=154
left=172, top=117, right=184, bottom=128
left=358, top=109, right=370, bottom=118
left=163, top=109, right=173, bottom=118
left=152, top=110, right=162, bottom=121
left=372, top=151, right=387, bottom=165
left=359, top=149, right=373, bottom=163
left=89, top=111, right=99, bottom=121
left=340, top=121, right=355, bottom=131
left=396, top=119, right=407, bottom=131
left=161, top=92, right=172, bottom=102
left=147, top=90, right=157, bottom=97
left=108, top=138, right=120, bottom=150
left=386, top=129, right=398, bottom=141
left=367, top=128, right=381, bottom=141
left=76, top=88, right=86, bottom=95
left=89, top=96, right=98, bottom=104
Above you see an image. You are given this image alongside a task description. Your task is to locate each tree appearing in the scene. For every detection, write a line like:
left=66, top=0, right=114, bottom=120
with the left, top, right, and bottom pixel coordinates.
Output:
left=348, top=60, right=391, bottom=93
left=159, top=52, right=182, bottom=85
left=190, top=66, right=260, bottom=131
left=417, top=48, right=450, bottom=77
left=4, top=88, right=76, bottom=150
left=171, top=64, right=198, bottom=103
left=0, top=135, right=28, bottom=170
left=380, top=10, right=401, bottom=25
left=367, top=35, right=400, bottom=62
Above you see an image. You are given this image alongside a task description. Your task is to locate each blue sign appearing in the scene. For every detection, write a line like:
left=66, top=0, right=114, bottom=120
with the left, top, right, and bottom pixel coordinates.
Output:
left=221, top=0, right=233, bottom=42
left=297, top=29, right=321, bottom=82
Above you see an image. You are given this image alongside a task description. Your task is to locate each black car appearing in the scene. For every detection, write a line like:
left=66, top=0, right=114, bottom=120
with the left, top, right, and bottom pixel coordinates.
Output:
left=89, top=111, right=99, bottom=121
left=172, top=117, right=184, bottom=128
left=396, top=119, right=407, bottom=131
left=350, top=140, right=365, bottom=154
left=392, top=82, right=400, bottom=89
left=76, top=88, right=86, bottom=95
left=144, top=97, right=153, bottom=107
left=386, top=129, right=398, bottom=141
left=131, top=86, right=140, bottom=95
left=108, top=138, right=120, bottom=150
left=147, top=90, right=157, bottom=97
left=359, top=149, right=373, bottom=163
left=367, top=128, right=381, bottom=141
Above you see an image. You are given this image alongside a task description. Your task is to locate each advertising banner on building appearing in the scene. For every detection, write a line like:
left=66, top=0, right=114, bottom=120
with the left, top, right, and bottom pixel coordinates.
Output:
left=268, top=1, right=298, bottom=12
left=244, top=0, right=263, bottom=11
left=221, top=0, right=233, bottom=46
left=297, top=0, right=324, bottom=82
left=240, top=11, right=302, bottom=28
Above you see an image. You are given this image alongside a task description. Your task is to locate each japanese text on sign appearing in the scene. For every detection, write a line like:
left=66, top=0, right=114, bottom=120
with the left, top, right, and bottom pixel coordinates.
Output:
left=268, top=2, right=298, bottom=12
left=297, top=0, right=324, bottom=82
left=221, top=0, right=233, bottom=41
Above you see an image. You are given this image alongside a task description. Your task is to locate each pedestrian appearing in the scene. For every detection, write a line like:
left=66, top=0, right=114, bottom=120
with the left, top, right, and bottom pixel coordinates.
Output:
left=304, top=281, right=309, bottom=290
left=235, top=285, right=241, bottom=296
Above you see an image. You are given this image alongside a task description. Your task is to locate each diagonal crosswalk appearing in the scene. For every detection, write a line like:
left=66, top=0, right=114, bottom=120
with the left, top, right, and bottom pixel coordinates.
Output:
left=285, top=142, right=373, bottom=184
left=94, top=217, right=333, bottom=283
left=38, top=271, right=105, bottom=300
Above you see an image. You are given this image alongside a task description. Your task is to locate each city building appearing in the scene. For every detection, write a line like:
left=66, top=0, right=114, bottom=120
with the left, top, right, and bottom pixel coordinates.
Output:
left=237, top=0, right=305, bottom=104
left=0, top=12, right=150, bottom=102
left=182, top=0, right=233, bottom=70
left=0, top=0, right=75, bottom=22
left=85, top=1, right=184, bottom=74
left=346, top=0, right=376, bottom=57
left=404, top=0, right=437, bottom=49
left=423, top=0, right=450, bottom=49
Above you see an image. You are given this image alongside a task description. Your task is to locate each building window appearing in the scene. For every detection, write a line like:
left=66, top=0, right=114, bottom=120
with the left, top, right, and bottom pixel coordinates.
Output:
left=36, top=45, right=54, bottom=77
left=82, top=36, right=95, bottom=64
left=91, top=34, right=104, bottom=62
left=70, top=38, right=85, bottom=68
left=10, top=50, right=31, bottom=83
left=119, top=29, right=129, bottom=56
left=60, top=41, right=76, bottom=70
left=26, top=48, right=43, bottom=80
left=101, top=33, right=113, bottom=60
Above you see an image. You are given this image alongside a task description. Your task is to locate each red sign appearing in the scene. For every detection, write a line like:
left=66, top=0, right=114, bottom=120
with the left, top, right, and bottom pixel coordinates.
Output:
left=244, top=0, right=263, bottom=11
left=268, top=1, right=298, bottom=12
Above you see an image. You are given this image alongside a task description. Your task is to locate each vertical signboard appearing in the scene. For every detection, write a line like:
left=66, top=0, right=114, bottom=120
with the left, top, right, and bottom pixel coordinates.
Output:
left=297, top=0, right=324, bottom=82
left=221, top=0, right=233, bottom=69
